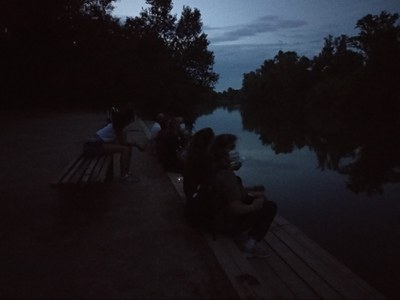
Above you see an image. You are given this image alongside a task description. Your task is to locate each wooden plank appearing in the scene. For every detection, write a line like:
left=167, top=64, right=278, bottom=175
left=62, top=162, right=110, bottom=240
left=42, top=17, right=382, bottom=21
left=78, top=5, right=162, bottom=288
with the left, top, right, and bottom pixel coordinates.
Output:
left=273, top=214, right=291, bottom=226
left=266, top=232, right=342, bottom=299
left=272, top=226, right=367, bottom=299
left=246, top=261, right=296, bottom=299
left=60, top=156, right=86, bottom=185
left=247, top=241, right=305, bottom=299
left=257, top=239, right=320, bottom=299
left=97, top=154, right=112, bottom=183
left=205, top=234, right=275, bottom=300
left=220, top=236, right=281, bottom=299
left=89, top=155, right=106, bottom=183
left=81, top=157, right=100, bottom=184
left=70, top=158, right=91, bottom=185
left=113, top=153, right=121, bottom=180
left=51, top=155, right=83, bottom=187
left=273, top=217, right=386, bottom=299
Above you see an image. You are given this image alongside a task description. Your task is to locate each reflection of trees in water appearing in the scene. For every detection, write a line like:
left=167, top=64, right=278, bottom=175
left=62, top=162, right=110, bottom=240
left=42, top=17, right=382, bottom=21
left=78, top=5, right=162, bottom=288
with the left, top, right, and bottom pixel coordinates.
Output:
left=240, top=101, right=400, bottom=195
left=338, top=138, right=400, bottom=195
left=238, top=11, right=400, bottom=195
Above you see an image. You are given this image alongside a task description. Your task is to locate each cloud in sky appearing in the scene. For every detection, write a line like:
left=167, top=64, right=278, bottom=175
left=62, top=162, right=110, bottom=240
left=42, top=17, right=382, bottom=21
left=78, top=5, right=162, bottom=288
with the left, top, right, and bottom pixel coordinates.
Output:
left=210, top=40, right=322, bottom=91
left=206, top=15, right=308, bottom=44
left=206, top=15, right=322, bottom=90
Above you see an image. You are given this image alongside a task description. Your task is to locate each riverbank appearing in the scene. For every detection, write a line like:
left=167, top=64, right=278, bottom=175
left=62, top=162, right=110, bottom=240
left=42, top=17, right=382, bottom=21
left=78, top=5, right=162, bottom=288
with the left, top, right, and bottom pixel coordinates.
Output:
left=0, top=112, right=237, bottom=298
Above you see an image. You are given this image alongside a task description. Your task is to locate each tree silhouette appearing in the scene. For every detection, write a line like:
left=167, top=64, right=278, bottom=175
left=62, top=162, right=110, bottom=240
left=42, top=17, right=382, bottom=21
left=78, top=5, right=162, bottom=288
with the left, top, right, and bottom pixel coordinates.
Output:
left=354, top=11, right=400, bottom=73
left=1, top=0, right=217, bottom=113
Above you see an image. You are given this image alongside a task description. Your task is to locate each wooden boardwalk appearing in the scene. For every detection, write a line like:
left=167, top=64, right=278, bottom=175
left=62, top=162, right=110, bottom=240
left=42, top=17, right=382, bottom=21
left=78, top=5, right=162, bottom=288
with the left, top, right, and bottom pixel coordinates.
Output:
left=139, top=119, right=386, bottom=300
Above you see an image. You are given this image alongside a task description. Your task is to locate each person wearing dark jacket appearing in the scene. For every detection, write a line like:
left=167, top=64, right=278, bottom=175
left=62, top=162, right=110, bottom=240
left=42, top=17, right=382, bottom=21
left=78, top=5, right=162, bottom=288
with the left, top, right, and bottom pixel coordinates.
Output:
left=210, top=134, right=277, bottom=257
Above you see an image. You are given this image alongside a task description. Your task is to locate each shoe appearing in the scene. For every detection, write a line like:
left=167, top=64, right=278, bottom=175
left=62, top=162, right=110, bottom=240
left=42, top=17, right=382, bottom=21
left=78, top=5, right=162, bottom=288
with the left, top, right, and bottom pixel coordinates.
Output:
left=134, top=142, right=146, bottom=152
left=120, top=174, right=140, bottom=183
left=237, top=237, right=270, bottom=258
left=243, top=244, right=271, bottom=258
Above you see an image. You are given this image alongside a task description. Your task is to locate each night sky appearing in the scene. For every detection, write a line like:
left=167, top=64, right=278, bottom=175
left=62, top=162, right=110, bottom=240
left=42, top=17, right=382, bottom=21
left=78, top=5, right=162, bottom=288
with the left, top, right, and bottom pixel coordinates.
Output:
left=113, top=0, right=400, bottom=91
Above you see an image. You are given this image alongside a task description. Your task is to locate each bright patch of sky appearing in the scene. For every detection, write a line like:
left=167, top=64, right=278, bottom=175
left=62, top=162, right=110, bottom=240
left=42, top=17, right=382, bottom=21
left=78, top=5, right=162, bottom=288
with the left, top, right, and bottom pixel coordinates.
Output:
left=113, top=0, right=400, bottom=91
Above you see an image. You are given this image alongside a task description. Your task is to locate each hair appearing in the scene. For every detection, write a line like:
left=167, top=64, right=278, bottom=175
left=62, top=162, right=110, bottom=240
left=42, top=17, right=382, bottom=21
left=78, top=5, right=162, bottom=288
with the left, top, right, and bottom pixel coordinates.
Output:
left=187, top=127, right=215, bottom=158
left=112, top=109, right=134, bottom=133
left=155, top=113, right=168, bottom=129
left=166, top=116, right=183, bottom=134
left=210, top=133, right=237, bottom=170
left=183, top=127, right=215, bottom=196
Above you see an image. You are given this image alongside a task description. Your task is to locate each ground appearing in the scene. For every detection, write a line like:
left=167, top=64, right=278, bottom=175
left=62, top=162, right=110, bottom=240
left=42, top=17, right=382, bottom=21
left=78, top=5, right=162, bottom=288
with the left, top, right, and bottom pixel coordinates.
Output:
left=0, top=111, right=237, bottom=299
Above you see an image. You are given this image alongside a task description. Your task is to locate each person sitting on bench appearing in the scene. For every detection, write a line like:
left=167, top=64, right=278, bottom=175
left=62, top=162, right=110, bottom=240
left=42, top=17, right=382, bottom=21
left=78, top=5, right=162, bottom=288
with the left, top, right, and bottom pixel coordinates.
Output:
left=86, top=109, right=137, bottom=182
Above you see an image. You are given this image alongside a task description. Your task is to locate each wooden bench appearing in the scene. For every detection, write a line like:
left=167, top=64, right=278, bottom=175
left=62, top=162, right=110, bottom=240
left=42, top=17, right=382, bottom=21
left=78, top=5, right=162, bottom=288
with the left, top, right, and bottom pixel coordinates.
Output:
left=51, top=117, right=149, bottom=190
left=51, top=153, right=118, bottom=188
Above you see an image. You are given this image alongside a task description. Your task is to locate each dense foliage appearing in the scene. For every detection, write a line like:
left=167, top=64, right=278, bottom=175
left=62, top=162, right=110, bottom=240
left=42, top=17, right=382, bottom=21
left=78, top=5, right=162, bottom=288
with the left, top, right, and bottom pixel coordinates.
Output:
left=1, top=0, right=217, bottom=114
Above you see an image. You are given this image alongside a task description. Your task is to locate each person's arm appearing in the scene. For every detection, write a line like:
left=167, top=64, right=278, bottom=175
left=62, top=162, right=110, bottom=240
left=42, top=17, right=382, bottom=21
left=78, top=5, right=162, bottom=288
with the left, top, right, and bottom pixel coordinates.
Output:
left=214, top=170, right=262, bottom=215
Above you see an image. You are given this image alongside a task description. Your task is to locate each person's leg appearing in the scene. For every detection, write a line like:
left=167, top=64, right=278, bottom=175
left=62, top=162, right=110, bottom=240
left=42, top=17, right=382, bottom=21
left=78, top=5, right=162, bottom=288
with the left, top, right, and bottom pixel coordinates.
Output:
left=230, top=199, right=277, bottom=257
left=230, top=198, right=277, bottom=241
left=247, top=199, right=277, bottom=241
left=102, top=143, right=132, bottom=176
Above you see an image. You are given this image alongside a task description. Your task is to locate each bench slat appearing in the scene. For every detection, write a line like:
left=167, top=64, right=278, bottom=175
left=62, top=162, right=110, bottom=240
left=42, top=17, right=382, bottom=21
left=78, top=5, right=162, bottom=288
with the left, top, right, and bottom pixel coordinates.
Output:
left=113, top=153, right=121, bottom=180
left=81, top=156, right=100, bottom=184
left=51, top=155, right=83, bottom=187
left=70, top=158, right=92, bottom=185
left=221, top=236, right=280, bottom=299
left=60, top=156, right=86, bottom=185
left=273, top=219, right=385, bottom=299
left=205, top=234, right=273, bottom=300
left=266, top=232, right=342, bottom=299
left=257, top=238, right=320, bottom=299
left=246, top=241, right=300, bottom=299
left=97, top=155, right=112, bottom=183
left=88, top=155, right=107, bottom=183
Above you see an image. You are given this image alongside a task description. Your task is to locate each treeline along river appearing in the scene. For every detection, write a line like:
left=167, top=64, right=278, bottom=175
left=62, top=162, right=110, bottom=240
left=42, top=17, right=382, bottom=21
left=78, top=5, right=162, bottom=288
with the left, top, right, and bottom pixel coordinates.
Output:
left=193, top=107, right=400, bottom=298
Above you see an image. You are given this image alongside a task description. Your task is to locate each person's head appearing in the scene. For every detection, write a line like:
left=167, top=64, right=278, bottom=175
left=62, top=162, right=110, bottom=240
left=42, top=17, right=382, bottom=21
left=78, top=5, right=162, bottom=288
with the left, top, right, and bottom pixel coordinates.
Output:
left=184, top=127, right=215, bottom=178
left=188, top=127, right=215, bottom=155
left=211, top=134, right=242, bottom=170
left=112, top=110, right=134, bottom=133
left=155, top=113, right=167, bottom=129
left=212, top=133, right=237, bottom=152
left=168, top=117, right=184, bottom=134
left=174, top=116, right=186, bottom=133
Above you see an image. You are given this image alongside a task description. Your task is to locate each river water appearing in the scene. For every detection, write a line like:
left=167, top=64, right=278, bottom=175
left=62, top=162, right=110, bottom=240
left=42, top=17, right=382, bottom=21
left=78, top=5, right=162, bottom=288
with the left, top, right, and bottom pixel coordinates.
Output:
left=193, top=107, right=400, bottom=298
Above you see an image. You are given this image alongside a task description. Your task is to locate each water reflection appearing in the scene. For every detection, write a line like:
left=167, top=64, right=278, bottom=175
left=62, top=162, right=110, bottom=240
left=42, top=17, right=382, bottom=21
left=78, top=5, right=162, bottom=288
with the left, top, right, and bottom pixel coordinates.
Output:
left=239, top=103, right=400, bottom=195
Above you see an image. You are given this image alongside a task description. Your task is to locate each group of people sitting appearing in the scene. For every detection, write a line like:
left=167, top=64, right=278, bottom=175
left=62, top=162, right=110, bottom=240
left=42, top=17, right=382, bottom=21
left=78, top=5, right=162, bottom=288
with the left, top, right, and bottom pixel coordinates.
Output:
left=150, top=113, right=190, bottom=173
left=151, top=113, right=278, bottom=257
left=84, top=110, right=277, bottom=257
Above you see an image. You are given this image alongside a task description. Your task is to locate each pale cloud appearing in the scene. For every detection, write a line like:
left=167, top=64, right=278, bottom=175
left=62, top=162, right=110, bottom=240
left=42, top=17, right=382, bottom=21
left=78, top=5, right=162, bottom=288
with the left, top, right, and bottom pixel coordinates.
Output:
left=206, top=15, right=307, bottom=44
left=210, top=39, right=323, bottom=91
